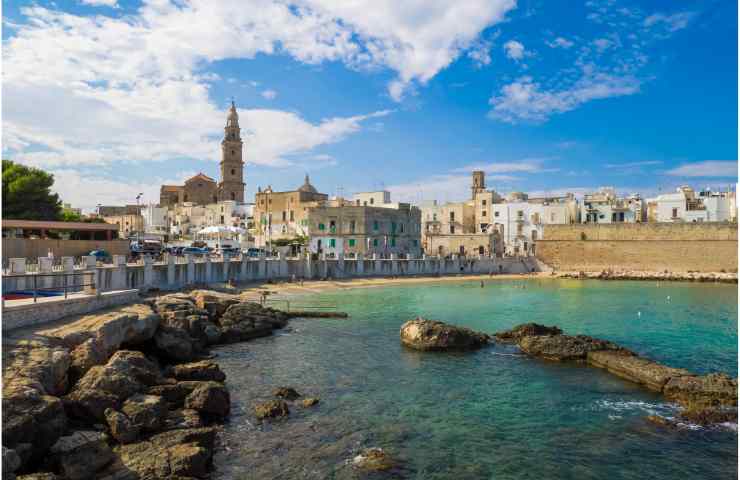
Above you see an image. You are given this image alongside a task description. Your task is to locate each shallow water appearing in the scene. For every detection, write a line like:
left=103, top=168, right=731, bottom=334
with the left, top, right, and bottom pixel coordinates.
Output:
left=214, top=279, right=738, bottom=479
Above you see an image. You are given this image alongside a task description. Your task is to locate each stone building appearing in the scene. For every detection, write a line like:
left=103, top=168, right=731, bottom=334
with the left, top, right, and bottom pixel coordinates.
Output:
left=580, top=188, right=644, bottom=224
left=253, top=175, right=329, bottom=247
left=306, top=203, right=422, bottom=258
left=160, top=101, right=245, bottom=206
left=103, top=214, right=144, bottom=239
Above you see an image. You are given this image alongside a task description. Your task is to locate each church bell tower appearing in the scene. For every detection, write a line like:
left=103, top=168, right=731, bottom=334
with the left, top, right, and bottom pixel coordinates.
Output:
left=218, top=100, right=245, bottom=202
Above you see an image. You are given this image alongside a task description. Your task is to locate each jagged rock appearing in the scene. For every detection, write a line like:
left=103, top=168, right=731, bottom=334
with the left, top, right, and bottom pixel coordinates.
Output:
left=494, top=323, right=563, bottom=343
left=163, top=409, right=204, bottom=431
left=254, top=400, right=289, bottom=419
left=220, top=302, right=288, bottom=329
left=518, top=334, right=628, bottom=361
left=101, top=427, right=216, bottom=479
left=399, top=318, right=490, bottom=351
left=678, top=406, right=738, bottom=426
left=68, top=338, right=107, bottom=382
left=587, top=350, right=692, bottom=391
left=2, top=387, right=67, bottom=464
left=2, top=339, right=71, bottom=397
left=219, top=322, right=274, bottom=344
left=301, top=397, right=320, bottom=407
left=166, top=360, right=226, bottom=382
left=154, top=326, right=196, bottom=362
left=352, top=448, right=396, bottom=471
left=65, top=350, right=163, bottom=420
left=273, top=387, right=300, bottom=400
left=104, top=408, right=139, bottom=444
left=2, top=446, right=21, bottom=474
left=189, top=290, right=240, bottom=319
left=663, top=373, right=738, bottom=409
left=121, top=394, right=167, bottom=432
left=49, top=431, right=113, bottom=480
left=184, top=382, right=230, bottom=418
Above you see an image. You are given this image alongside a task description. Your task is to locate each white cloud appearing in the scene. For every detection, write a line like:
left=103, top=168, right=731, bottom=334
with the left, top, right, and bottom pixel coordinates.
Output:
left=546, top=37, right=574, bottom=49
left=644, top=12, right=696, bottom=32
left=260, top=89, right=278, bottom=100
left=79, top=0, right=118, bottom=6
left=665, top=161, right=738, bottom=178
left=503, top=40, right=527, bottom=60
left=467, top=39, right=492, bottom=67
left=451, top=158, right=554, bottom=174
left=488, top=74, right=640, bottom=123
left=605, top=160, right=662, bottom=169
left=387, top=173, right=520, bottom=204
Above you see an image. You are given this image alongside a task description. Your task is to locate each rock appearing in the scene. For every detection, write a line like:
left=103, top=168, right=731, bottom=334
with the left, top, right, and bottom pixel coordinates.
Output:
left=68, top=338, right=107, bottom=382
left=121, top=394, right=167, bottom=432
left=104, top=408, right=139, bottom=444
left=163, top=409, right=204, bottom=430
left=254, top=400, right=289, bottom=419
left=301, top=397, right=320, bottom=407
left=154, top=326, right=197, bottom=362
left=2, top=387, right=67, bottom=464
left=399, top=318, right=489, bottom=351
left=2, top=339, right=71, bottom=397
left=219, top=302, right=288, bottom=329
left=587, top=350, right=692, bottom=391
left=663, top=373, right=738, bottom=409
left=518, top=334, right=628, bottom=361
left=49, top=431, right=113, bottom=480
left=218, top=322, right=274, bottom=344
left=184, top=382, right=230, bottom=418
left=16, top=474, right=57, bottom=480
left=65, top=350, right=163, bottom=420
left=494, top=323, right=563, bottom=343
left=678, top=406, right=738, bottom=426
left=2, top=446, right=21, bottom=474
left=352, top=448, right=396, bottom=471
left=166, top=360, right=226, bottom=382
left=273, top=387, right=300, bottom=400
left=202, top=322, right=222, bottom=345
left=102, top=427, right=216, bottom=479
left=189, top=290, right=241, bottom=319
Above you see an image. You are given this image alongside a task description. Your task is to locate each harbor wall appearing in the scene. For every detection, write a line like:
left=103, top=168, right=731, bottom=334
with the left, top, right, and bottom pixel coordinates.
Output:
left=537, top=223, right=738, bottom=272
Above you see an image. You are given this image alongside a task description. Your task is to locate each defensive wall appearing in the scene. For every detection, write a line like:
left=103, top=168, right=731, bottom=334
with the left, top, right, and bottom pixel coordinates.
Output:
left=536, top=223, right=738, bottom=272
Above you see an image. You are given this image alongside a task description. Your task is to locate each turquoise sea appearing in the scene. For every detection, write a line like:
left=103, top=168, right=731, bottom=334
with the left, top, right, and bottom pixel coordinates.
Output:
left=214, top=279, right=738, bottom=479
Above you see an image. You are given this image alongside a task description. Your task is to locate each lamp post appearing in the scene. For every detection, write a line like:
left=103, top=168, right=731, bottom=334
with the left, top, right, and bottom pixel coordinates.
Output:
left=136, top=193, right=143, bottom=247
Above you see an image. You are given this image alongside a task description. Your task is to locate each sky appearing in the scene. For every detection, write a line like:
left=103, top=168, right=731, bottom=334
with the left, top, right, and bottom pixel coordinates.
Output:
left=2, top=0, right=738, bottom=211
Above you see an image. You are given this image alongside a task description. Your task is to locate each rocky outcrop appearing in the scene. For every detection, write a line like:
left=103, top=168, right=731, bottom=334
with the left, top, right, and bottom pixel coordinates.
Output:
left=165, top=360, right=226, bottom=382
left=352, top=448, right=396, bottom=471
left=587, top=350, right=691, bottom=391
left=494, top=323, right=562, bottom=343
left=557, top=270, right=738, bottom=284
left=104, top=408, right=139, bottom=444
left=154, top=326, right=196, bottom=362
left=663, top=373, right=738, bottom=409
left=121, top=394, right=167, bottom=432
left=273, top=386, right=301, bottom=400
left=518, top=334, right=628, bottom=361
left=184, top=382, right=230, bottom=419
left=301, top=397, right=320, bottom=407
left=254, top=400, right=290, bottom=419
left=399, top=318, right=490, bottom=351
left=48, top=431, right=113, bottom=480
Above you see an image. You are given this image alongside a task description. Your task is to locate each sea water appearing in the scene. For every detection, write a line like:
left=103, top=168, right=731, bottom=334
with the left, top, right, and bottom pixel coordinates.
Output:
left=214, top=279, right=738, bottom=479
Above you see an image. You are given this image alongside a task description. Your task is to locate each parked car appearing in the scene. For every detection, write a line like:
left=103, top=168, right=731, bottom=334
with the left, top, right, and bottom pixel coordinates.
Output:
left=219, top=246, right=241, bottom=256
left=244, top=247, right=265, bottom=258
left=88, top=249, right=112, bottom=263
left=182, top=246, right=209, bottom=256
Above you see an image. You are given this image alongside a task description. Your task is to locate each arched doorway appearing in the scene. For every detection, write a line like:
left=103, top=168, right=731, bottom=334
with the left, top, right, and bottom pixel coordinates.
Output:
left=478, top=245, right=485, bottom=255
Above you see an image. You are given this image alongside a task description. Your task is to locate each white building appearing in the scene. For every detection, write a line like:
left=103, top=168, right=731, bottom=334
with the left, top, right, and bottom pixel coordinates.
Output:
left=651, top=186, right=736, bottom=222
left=581, top=188, right=644, bottom=223
left=351, top=190, right=408, bottom=209
left=142, top=204, right=169, bottom=237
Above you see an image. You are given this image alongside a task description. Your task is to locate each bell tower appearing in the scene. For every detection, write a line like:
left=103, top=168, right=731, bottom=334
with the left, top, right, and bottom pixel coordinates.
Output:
left=218, top=100, right=245, bottom=202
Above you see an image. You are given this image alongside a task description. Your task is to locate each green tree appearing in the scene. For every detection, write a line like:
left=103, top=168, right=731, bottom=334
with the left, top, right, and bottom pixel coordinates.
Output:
left=2, top=160, right=62, bottom=220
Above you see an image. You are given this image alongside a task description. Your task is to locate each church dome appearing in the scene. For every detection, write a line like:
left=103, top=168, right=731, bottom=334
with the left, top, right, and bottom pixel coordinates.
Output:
left=298, top=174, right=318, bottom=193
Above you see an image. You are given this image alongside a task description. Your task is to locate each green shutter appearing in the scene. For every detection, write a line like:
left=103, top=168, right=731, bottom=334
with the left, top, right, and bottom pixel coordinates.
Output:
left=391, top=238, right=396, bottom=247
left=319, top=223, right=325, bottom=230
left=373, top=238, right=378, bottom=247
left=348, top=239, right=356, bottom=247
left=330, top=239, right=336, bottom=248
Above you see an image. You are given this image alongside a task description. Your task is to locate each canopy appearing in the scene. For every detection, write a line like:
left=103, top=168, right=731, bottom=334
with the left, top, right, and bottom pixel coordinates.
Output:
left=197, top=225, right=246, bottom=235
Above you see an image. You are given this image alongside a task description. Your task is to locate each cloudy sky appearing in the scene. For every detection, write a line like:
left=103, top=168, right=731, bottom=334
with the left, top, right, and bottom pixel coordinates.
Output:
left=2, top=0, right=738, bottom=210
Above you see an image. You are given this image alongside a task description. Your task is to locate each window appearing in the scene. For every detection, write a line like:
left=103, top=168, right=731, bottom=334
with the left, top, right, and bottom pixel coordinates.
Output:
left=391, top=222, right=397, bottom=233
left=348, top=239, right=356, bottom=247
left=412, top=239, right=418, bottom=246
left=399, top=223, right=404, bottom=233
left=318, top=223, right=325, bottom=231
left=482, top=199, right=487, bottom=206
left=282, top=211, right=287, bottom=221
left=290, top=210, right=294, bottom=222
left=231, top=169, right=235, bottom=175
left=517, top=210, right=524, bottom=218
left=672, top=207, right=678, bottom=218
left=373, top=238, right=379, bottom=247
left=494, top=211, right=499, bottom=217
left=220, top=215, right=224, bottom=224
left=391, top=238, right=396, bottom=247
left=329, top=220, right=336, bottom=233
left=370, top=198, right=374, bottom=205
left=373, top=220, right=379, bottom=231
left=450, top=225, right=455, bottom=234
left=432, top=213, right=437, bottom=221
left=482, top=211, right=487, bottom=217
left=329, top=238, right=336, bottom=248
left=450, top=211, right=455, bottom=221
left=350, top=220, right=356, bottom=233
left=230, top=192, right=235, bottom=200
left=356, top=200, right=360, bottom=206
left=231, top=150, right=235, bottom=155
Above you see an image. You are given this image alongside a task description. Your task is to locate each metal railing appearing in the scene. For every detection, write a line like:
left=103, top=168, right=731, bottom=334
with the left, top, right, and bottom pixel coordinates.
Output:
left=3, top=271, right=96, bottom=304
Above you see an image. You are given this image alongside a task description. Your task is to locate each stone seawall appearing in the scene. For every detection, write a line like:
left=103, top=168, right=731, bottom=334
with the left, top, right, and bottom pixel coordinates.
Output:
left=537, top=223, right=738, bottom=272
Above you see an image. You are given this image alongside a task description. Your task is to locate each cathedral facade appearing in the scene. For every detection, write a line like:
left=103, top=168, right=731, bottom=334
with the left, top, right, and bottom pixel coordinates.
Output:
left=160, top=101, right=245, bottom=207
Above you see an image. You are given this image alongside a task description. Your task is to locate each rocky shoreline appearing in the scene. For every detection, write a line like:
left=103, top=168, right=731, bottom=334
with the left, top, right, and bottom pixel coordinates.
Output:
left=1, top=289, right=315, bottom=480
left=555, top=269, right=738, bottom=284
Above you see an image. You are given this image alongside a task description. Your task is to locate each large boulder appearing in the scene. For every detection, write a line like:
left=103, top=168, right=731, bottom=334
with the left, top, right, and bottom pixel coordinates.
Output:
left=121, top=394, right=167, bottom=432
left=352, top=448, right=397, bottom=472
left=65, top=350, right=163, bottom=420
left=2, top=387, right=67, bottom=464
left=518, top=334, right=628, bottom=361
left=2, top=338, right=71, bottom=397
left=165, top=360, right=226, bottom=382
left=49, top=431, right=113, bottom=480
left=100, top=427, right=216, bottom=479
left=189, top=290, right=241, bottom=319
left=154, top=326, right=196, bottom=362
left=2, top=446, right=21, bottom=475
left=219, top=322, right=274, bottom=344
left=587, top=350, right=692, bottom=391
left=494, top=323, right=563, bottom=343
left=104, top=408, right=139, bottom=444
left=663, top=373, right=738, bottom=409
left=399, top=318, right=490, bottom=351
left=184, top=382, right=230, bottom=419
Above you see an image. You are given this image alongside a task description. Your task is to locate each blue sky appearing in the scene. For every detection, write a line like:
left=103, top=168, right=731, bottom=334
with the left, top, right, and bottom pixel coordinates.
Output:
left=2, top=0, right=737, bottom=210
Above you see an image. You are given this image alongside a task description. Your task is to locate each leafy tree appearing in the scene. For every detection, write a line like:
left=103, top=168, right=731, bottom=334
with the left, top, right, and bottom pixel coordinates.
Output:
left=60, top=209, right=83, bottom=222
left=2, top=160, right=62, bottom=220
